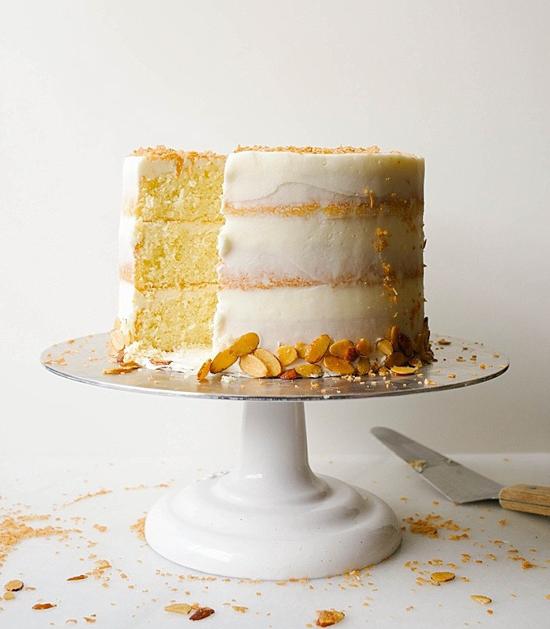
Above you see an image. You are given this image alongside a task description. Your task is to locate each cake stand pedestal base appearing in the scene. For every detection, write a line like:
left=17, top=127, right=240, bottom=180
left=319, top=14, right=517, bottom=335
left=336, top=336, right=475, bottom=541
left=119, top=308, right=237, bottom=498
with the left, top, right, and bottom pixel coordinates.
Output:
left=145, top=401, right=401, bottom=579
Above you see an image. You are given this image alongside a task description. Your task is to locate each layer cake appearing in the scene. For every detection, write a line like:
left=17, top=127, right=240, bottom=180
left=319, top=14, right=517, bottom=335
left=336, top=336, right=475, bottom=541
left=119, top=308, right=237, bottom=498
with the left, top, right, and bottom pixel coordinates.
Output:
left=113, top=145, right=431, bottom=379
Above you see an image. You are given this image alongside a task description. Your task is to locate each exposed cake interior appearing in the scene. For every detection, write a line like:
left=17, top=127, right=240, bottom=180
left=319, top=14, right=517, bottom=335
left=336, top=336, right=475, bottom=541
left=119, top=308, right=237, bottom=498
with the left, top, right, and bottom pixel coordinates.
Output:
left=118, top=147, right=225, bottom=364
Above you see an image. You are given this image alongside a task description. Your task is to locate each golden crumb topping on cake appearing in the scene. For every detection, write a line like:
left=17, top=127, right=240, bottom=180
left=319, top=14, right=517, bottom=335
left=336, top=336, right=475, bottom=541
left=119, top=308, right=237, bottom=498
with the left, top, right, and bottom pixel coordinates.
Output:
left=132, top=145, right=224, bottom=161
left=235, top=145, right=382, bottom=154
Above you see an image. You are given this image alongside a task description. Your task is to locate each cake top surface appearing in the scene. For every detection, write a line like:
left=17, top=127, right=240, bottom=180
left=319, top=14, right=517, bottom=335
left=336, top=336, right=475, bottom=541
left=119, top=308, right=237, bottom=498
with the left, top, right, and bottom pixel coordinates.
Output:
left=235, top=145, right=383, bottom=155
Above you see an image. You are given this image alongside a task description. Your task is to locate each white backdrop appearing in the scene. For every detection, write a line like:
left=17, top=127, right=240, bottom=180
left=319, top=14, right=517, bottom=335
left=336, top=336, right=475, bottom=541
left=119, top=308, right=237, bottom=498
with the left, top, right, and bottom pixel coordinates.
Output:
left=1, top=0, right=549, bottom=460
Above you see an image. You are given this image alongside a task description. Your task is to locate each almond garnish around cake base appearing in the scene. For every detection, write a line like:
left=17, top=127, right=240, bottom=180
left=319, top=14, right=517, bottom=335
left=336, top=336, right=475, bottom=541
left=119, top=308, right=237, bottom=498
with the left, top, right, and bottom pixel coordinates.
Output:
left=254, top=348, right=282, bottom=377
left=230, top=332, right=260, bottom=357
left=239, top=354, right=268, bottom=378
left=276, top=345, right=298, bottom=367
left=197, top=359, right=212, bottom=381
left=323, top=355, right=354, bottom=376
left=329, top=339, right=358, bottom=361
left=210, top=349, right=238, bottom=374
left=296, top=364, right=323, bottom=378
left=306, top=335, right=332, bottom=363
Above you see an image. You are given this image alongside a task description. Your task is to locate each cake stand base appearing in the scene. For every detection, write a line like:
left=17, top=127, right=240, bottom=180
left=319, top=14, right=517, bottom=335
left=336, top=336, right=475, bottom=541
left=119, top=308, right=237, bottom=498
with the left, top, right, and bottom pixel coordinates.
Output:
left=145, top=401, right=401, bottom=579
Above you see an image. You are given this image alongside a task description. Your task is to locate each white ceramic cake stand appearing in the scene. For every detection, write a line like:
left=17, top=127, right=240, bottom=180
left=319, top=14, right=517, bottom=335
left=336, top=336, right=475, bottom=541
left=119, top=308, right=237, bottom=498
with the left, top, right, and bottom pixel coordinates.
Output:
left=41, top=333, right=508, bottom=580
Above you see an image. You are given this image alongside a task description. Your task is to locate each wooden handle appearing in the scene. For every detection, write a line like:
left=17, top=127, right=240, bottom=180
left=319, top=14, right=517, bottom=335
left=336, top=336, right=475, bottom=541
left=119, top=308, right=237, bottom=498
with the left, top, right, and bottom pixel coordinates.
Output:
left=499, top=484, right=550, bottom=516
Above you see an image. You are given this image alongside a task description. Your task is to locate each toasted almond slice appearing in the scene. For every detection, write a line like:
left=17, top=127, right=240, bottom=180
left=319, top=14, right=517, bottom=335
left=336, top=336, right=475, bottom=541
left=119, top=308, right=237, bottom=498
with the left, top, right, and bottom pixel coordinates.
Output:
left=329, top=339, right=357, bottom=361
left=430, top=571, right=455, bottom=584
left=306, top=335, right=332, bottom=363
left=67, top=574, right=88, bottom=582
left=389, top=325, right=400, bottom=349
left=470, top=594, right=492, bottom=605
left=280, top=368, right=299, bottom=380
left=103, top=363, right=140, bottom=375
left=376, top=339, right=393, bottom=356
left=398, top=332, right=414, bottom=357
left=210, top=349, right=238, bottom=374
left=150, top=357, right=171, bottom=366
left=110, top=329, right=125, bottom=352
left=295, top=341, right=310, bottom=359
left=254, top=348, right=282, bottom=377
left=190, top=607, right=215, bottom=621
left=230, top=332, right=260, bottom=357
left=323, top=355, right=354, bottom=375
left=239, top=354, right=268, bottom=378
left=437, top=338, right=451, bottom=345
left=316, top=609, right=345, bottom=627
left=276, top=345, right=298, bottom=367
left=3, top=591, right=15, bottom=600
left=165, top=603, right=194, bottom=615
left=32, top=602, right=57, bottom=610
left=355, top=357, right=370, bottom=376
left=390, top=365, right=418, bottom=376
left=355, top=338, right=372, bottom=357
left=5, top=579, right=24, bottom=592
left=197, top=359, right=212, bottom=382
left=296, top=363, right=323, bottom=378
left=385, top=351, right=407, bottom=368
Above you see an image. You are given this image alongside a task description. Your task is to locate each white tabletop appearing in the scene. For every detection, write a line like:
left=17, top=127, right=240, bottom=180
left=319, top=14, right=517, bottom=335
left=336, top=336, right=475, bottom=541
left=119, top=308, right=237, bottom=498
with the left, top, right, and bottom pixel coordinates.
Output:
left=1, top=453, right=548, bottom=628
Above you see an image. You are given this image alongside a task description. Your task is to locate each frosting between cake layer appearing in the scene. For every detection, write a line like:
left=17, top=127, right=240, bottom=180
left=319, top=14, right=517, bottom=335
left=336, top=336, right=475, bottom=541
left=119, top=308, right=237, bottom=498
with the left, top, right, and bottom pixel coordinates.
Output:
left=218, top=212, right=423, bottom=288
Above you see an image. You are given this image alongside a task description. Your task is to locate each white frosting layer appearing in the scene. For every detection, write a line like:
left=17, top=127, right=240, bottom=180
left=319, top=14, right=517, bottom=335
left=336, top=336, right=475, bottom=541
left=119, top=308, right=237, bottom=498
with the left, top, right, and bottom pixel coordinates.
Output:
left=213, top=282, right=423, bottom=354
left=223, top=151, right=424, bottom=206
left=218, top=213, right=423, bottom=286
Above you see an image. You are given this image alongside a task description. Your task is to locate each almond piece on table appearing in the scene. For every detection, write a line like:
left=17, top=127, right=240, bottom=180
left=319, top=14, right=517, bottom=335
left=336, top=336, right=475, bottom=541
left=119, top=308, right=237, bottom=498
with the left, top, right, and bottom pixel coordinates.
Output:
left=32, top=603, right=57, bottom=610
left=355, top=338, right=372, bottom=357
left=390, top=365, right=418, bottom=376
left=197, top=359, right=212, bottom=382
left=295, top=341, right=310, bottom=359
left=254, top=348, right=282, bottom=377
left=276, top=345, right=298, bottom=367
left=323, top=355, right=354, bottom=375
left=103, top=363, right=140, bottom=375
left=189, top=607, right=215, bottom=621
left=230, top=332, right=260, bottom=357
left=296, top=363, right=323, bottom=378
left=355, top=357, right=370, bottom=376
left=306, top=334, right=332, bottom=363
left=316, top=609, right=345, bottom=627
left=470, top=594, right=492, bottom=605
left=239, top=354, right=268, bottom=378
left=5, top=580, right=24, bottom=592
left=164, top=603, right=194, bottom=615
left=430, top=571, right=455, bottom=584
left=329, top=339, right=357, bottom=361
left=210, top=349, right=238, bottom=374
left=280, top=368, right=299, bottom=380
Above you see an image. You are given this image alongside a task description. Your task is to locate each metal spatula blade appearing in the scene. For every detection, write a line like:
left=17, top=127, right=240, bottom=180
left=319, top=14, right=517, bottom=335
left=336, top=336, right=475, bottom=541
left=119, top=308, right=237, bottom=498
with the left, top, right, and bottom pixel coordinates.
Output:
left=371, top=426, right=503, bottom=504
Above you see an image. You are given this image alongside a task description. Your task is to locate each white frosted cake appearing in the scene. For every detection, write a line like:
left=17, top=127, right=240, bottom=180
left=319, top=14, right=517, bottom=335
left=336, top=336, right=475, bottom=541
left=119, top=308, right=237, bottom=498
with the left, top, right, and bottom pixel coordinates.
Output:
left=112, top=145, right=432, bottom=379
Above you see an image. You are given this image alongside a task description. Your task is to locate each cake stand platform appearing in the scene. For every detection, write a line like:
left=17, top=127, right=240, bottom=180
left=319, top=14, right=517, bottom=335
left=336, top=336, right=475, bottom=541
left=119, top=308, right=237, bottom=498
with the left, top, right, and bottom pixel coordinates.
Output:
left=41, top=333, right=508, bottom=580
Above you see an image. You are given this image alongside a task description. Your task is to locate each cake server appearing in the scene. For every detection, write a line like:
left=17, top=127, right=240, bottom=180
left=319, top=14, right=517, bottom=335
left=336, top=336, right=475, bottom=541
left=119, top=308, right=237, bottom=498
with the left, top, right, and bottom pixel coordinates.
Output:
left=371, top=427, right=550, bottom=516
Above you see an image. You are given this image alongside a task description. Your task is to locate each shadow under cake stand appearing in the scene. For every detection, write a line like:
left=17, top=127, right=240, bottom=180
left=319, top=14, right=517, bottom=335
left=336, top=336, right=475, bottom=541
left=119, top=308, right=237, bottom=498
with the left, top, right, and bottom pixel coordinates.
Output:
left=41, top=333, right=508, bottom=580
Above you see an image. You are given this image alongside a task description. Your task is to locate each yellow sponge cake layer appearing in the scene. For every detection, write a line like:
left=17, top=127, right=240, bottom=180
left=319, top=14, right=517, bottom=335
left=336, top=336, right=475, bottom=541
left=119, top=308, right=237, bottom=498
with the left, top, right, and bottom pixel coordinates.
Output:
left=118, top=147, right=225, bottom=365
left=133, top=287, right=218, bottom=351
left=129, top=220, right=219, bottom=290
